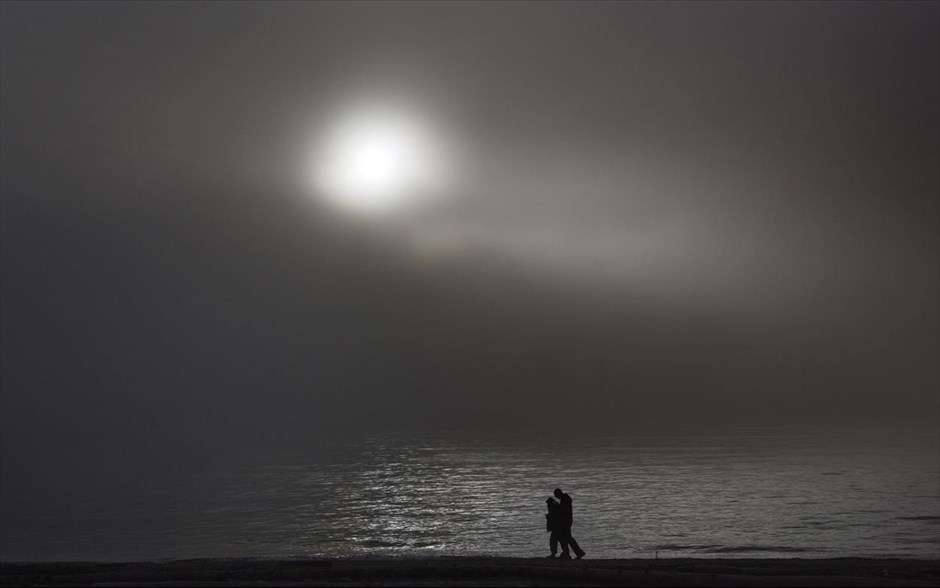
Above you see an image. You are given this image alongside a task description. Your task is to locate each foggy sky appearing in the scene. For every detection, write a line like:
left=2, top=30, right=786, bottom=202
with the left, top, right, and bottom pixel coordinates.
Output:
left=1, top=0, right=938, bottom=475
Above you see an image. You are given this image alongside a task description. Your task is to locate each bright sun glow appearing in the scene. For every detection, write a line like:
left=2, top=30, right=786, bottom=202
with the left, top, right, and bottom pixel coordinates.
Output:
left=311, top=110, right=447, bottom=215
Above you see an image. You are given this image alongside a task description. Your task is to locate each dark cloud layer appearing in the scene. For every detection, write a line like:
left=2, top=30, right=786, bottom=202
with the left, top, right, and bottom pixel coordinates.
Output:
left=2, top=0, right=937, bottom=485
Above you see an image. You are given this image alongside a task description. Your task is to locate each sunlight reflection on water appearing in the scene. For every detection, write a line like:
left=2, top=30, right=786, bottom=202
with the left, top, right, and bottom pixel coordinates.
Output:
left=3, top=429, right=938, bottom=561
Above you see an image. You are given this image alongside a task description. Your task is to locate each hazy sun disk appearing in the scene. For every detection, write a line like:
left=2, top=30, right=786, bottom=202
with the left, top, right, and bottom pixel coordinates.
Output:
left=312, top=111, right=448, bottom=214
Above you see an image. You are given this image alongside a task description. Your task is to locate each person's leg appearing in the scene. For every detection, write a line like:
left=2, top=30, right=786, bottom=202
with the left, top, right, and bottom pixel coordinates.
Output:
left=567, top=532, right=585, bottom=558
left=548, top=530, right=558, bottom=557
left=557, top=527, right=572, bottom=558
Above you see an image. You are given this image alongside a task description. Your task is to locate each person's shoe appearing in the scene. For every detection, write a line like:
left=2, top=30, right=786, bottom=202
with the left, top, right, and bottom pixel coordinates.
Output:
left=576, top=550, right=586, bottom=559
left=545, top=554, right=557, bottom=559
left=558, top=553, right=572, bottom=560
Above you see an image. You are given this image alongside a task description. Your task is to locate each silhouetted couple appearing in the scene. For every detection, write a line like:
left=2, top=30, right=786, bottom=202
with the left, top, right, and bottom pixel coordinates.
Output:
left=545, top=488, right=586, bottom=559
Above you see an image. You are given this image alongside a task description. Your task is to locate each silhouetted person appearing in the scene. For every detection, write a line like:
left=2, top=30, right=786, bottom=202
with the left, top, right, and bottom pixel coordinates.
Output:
left=553, top=488, right=586, bottom=559
left=544, top=497, right=567, bottom=558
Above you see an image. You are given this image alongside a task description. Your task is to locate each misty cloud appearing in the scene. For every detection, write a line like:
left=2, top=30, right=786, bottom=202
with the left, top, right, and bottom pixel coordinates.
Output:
left=1, top=1, right=937, bottom=476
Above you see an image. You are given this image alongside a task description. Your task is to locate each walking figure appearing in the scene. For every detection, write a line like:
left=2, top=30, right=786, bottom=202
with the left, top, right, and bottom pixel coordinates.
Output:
left=544, top=497, right=564, bottom=558
left=552, top=488, right=586, bottom=559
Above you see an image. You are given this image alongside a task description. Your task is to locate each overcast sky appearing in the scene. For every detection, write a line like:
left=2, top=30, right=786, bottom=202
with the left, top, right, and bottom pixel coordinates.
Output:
left=1, top=1, right=937, bottom=473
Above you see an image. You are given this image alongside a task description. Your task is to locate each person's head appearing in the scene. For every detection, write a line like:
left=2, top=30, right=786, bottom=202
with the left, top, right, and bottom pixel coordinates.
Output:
left=553, top=488, right=563, bottom=499
left=546, top=497, right=556, bottom=506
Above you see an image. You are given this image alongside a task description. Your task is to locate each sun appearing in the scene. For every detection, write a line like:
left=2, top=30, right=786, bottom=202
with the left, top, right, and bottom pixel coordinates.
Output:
left=311, top=110, right=446, bottom=215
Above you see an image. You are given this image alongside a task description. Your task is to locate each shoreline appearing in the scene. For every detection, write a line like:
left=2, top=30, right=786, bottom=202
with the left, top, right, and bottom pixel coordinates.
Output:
left=3, top=557, right=939, bottom=587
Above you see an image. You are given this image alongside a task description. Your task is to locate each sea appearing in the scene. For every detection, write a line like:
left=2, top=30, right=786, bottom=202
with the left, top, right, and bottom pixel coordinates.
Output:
left=2, top=426, right=938, bottom=562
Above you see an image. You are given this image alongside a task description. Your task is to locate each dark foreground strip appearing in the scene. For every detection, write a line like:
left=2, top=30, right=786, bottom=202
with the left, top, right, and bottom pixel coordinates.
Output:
left=2, top=557, right=938, bottom=587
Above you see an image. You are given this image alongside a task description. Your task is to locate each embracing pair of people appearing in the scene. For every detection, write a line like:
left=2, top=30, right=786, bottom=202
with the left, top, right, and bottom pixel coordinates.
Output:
left=544, top=488, right=586, bottom=559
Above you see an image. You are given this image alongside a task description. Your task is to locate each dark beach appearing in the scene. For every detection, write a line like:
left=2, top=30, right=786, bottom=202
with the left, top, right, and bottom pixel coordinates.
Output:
left=3, top=557, right=938, bottom=587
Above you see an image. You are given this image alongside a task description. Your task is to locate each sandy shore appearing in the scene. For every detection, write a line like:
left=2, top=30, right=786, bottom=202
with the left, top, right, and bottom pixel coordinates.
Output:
left=2, top=557, right=938, bottom=587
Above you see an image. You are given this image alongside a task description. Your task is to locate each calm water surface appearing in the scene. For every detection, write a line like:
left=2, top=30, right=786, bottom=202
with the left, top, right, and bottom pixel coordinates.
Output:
left=3, top=427, right=938, bottom=561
